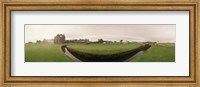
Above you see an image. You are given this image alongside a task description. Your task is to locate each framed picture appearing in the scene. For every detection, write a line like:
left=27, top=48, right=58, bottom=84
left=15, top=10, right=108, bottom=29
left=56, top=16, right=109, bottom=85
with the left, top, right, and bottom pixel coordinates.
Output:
left=0, top=0, right=199, bottom=87
left=25, top=24, right=175, bottom=62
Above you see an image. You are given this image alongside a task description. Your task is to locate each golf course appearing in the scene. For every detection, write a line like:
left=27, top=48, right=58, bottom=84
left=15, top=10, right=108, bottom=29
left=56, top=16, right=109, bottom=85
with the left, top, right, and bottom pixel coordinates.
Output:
left=25, top=43, right=175, bottom=62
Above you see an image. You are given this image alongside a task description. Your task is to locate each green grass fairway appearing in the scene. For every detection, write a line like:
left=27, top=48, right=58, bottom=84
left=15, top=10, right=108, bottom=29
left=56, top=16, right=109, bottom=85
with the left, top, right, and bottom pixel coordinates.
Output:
left=67, top=43, right=142, bottom=55
left=25, top=43, right=175, bottom=62
left=25, top=43, right=74, bottom=62
left=131, top=43, right=175, bottom=62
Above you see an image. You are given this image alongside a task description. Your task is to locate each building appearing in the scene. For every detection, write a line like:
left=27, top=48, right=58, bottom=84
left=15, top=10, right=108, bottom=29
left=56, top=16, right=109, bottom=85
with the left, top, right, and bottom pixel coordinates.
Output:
left=36, top=40, right=42, bottom=43
left=65, top=39, right=90, bottom=43
left=143, top=41, right=157, bottom=45
left=54, top=34, right=65, bottom=44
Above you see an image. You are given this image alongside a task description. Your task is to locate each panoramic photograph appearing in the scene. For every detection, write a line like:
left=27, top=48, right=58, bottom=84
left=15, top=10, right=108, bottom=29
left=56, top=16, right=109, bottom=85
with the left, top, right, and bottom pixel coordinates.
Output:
left=25, top=24, right=175, bottom=62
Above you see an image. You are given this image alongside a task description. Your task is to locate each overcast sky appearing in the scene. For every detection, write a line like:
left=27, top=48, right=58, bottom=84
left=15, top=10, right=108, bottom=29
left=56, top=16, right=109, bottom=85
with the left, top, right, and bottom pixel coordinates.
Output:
left=25, top=24, right=175, bottom=43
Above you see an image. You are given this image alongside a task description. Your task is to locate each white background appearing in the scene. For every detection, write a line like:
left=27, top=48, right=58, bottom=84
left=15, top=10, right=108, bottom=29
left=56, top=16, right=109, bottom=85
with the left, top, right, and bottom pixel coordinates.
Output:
left=11, top=11, right=189, bottom=76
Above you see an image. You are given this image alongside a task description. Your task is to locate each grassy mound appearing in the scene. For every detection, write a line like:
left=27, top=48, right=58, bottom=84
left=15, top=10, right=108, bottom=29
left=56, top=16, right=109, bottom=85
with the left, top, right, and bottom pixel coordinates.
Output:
left=67, top=43, right=142, bottom=55
left=66, top=44, right=150, bottom=62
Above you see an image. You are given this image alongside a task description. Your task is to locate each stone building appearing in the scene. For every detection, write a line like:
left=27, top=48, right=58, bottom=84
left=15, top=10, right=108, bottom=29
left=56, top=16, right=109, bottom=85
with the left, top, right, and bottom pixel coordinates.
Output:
left=54, top=34, right=65, bottom=44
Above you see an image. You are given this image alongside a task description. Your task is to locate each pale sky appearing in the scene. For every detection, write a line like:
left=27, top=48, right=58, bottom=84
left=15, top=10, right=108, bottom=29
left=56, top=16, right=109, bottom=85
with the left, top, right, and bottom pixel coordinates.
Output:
left=25, top=24, right=175, bottom=43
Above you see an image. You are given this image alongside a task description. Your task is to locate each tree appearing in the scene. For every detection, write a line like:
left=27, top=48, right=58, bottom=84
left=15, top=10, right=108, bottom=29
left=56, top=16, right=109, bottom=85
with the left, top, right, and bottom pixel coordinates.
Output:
left=120, top=40, right=123, bottom=43
left=98, top=39, right=104, bottom=43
